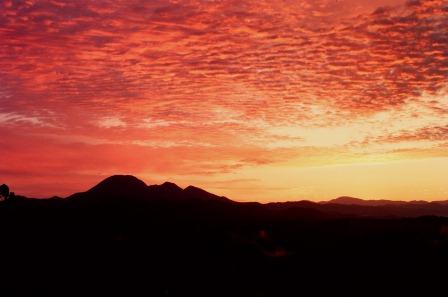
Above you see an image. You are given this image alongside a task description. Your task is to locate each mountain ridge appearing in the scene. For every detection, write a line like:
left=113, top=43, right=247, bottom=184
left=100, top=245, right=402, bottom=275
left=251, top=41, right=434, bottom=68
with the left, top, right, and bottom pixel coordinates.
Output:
left=66, top=175, right=232, bottom=205
left=4, top=175, right=448, bottom=218
left=67, top=175, right=448, bottom=205
left=323, top=196, right=438, bottom=206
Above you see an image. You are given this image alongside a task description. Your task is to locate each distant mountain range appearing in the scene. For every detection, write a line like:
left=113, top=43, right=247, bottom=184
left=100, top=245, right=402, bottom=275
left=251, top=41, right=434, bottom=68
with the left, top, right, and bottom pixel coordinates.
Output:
left=7, top=175, right=448, bottom=218
left=323, top=196, right=448, bottom=206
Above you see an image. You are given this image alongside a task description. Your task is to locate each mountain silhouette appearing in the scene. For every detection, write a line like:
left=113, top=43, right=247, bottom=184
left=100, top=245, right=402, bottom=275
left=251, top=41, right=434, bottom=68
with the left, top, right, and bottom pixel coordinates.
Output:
left=67, top=175, right=234, bottom=209
left=1, top=175, right=448, bottom=296
left=88, top=175, right=148, bottom=196
left=183, top=185, right=232, bottom=203
left=47, top=175, right=448, bottom=217
left=325, top=196, right=430, bottom=206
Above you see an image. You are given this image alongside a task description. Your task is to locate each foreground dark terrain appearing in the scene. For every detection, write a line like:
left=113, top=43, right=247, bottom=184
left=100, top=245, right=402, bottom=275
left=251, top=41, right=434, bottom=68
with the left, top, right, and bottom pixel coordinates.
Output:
left=1, top=175, right=448, bottom=296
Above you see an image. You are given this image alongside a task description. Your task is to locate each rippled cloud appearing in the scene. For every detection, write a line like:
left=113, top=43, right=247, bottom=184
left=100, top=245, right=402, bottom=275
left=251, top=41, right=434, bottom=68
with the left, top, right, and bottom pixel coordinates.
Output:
left=0, top=0, right=447, bottom=198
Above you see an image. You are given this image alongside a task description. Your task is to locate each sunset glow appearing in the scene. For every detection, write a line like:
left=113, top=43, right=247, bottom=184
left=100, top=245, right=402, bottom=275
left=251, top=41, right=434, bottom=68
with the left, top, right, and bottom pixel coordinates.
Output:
left=1, top=0, right=447, bottom=201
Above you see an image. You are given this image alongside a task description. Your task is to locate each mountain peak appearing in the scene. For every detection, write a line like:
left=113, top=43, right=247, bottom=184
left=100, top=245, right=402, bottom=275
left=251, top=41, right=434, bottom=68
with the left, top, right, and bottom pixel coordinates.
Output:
left=184, top=185, right=202, bottom=191
left=183, top=185, right=207, bottom=196
left=329, top=196, right=364, bottom=204
left=160, top=181, right=182, bottom=190
left=87, top=175, right=148, bottom=196
left=146, top=181, right=184, bottom=201
left=184, top=185, right=231, bottom=202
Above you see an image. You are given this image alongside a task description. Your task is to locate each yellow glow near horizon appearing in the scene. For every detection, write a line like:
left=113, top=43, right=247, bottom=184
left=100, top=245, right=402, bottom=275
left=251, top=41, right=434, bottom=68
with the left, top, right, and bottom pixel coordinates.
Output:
left=191, top=157, right=448, bottom=203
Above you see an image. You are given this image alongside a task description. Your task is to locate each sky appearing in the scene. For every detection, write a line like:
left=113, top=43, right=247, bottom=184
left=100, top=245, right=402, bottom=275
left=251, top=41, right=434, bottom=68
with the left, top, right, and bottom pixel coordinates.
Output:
left=0, top=0, right=447, bottom=201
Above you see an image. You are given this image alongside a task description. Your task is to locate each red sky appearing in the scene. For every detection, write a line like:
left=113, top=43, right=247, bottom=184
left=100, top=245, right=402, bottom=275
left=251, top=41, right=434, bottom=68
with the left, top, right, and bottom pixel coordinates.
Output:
left=1, top=0, right=447, bottom=201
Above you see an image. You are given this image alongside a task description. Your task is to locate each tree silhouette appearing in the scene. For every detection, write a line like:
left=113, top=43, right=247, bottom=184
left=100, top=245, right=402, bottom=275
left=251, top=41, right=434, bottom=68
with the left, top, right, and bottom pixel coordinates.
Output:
left=0, top=184, right=10, bottom=201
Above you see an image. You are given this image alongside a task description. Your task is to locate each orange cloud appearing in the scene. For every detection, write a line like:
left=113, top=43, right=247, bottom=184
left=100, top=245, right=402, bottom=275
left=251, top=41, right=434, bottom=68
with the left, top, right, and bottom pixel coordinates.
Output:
left=0, top=0, right=447, bottom=200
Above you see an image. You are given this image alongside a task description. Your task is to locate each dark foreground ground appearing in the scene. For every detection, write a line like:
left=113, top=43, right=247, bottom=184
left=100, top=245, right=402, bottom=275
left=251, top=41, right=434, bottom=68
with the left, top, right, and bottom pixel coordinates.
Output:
left=1, top=176, right=448, bottom=296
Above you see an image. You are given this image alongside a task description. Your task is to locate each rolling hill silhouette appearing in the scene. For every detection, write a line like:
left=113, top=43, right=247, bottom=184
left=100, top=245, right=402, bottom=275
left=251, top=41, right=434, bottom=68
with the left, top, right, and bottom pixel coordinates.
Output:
left=1, top=175, right=448, bottom=296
